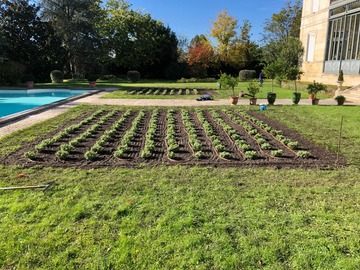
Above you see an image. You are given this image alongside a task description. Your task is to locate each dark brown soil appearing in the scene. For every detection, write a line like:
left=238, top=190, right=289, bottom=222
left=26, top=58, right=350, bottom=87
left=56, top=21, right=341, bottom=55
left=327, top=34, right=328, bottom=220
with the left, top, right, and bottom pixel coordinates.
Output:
left=126, top=87, right=218, bottom=96
left=1, top=108, right=345, bottom=169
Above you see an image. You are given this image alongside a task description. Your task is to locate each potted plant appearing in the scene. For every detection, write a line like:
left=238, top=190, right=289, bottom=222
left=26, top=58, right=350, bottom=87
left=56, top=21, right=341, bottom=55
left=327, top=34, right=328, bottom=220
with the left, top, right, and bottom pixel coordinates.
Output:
left=263, top=63, right=279, bottom=105
left=87, top=74, right=98, bottom=88
left=219, top=73, right=239, bottom=105
left=22, top=74, right=35, bottom=88
left=247, top=80, right=260, bottom=105
left=286, top=66, right=303, bottom=105
left=337, top=69, right=344, bottom=91
left=267, top=92, right=277, bottom=105
left=334, top=95, right=346, bottom=105
left=307, top=81, right=326, bottom=105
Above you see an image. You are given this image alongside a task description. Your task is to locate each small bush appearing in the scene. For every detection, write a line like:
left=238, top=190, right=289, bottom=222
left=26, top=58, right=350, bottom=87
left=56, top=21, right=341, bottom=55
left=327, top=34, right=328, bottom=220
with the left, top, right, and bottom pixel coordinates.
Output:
left=99, top=74, right=118, bottom=80
left=239, top=70, right=256, bottom=81
left=177, top=77, right=217, bottom=83
left=50, top=70, right=63, bottom=83
left=127, top=70, right=140, bottom=82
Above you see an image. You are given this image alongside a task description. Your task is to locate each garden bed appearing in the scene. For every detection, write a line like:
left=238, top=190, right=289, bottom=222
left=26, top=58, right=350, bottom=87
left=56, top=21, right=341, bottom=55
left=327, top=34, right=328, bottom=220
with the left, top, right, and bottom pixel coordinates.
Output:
left=125, top=87, right=217, bottom=96
left=1, top=107, right=344, bottom=169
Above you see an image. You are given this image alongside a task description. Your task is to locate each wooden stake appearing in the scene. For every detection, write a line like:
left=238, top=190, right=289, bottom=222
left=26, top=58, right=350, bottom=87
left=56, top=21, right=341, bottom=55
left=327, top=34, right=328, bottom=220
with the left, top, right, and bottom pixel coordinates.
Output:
left=336, top=116, right=344, bottom=165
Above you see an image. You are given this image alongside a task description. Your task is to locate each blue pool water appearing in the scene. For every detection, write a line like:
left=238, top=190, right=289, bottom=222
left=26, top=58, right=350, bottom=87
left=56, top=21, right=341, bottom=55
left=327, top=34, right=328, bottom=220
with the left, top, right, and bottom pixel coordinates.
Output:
left=0, top=89, right=89, bottom=118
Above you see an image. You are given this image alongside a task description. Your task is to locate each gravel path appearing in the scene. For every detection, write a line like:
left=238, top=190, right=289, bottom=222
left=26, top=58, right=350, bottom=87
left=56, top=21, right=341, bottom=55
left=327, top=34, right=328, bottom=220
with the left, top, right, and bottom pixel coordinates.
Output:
left=0, top=91, right=355, bottom=138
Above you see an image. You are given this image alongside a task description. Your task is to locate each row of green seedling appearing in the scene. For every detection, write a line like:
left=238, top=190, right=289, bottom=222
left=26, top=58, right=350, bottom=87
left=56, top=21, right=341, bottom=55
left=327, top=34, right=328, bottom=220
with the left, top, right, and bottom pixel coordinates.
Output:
left=237, top=110, right=310, bottom=158
left=25, top=109, right=106, bottom=159
left=229, top=110, right=285, bottom=158
left=210, top=109, right=258, bottom=160
left=84, top=110, right=133, bottom=161
left=223, top=110, right=281, bottom=157
left=196, top=109, right=232, bottom=159
left=114, top=110, right=146, bottom=158
left=166, top=109, right=180, bottom=159
left=141, top=109, right=160, bottom=159
left=55, top=110, right=119, bottom=160
left=181, top=109, right=203, bottom=159
left=128, top=88, right=199, bottom=96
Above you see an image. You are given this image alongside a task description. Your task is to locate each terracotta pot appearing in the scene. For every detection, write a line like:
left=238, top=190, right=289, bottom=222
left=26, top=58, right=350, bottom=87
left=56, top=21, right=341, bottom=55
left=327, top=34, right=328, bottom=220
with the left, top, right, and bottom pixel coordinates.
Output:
left=229, top=96, right=239, bottom=105
left=308, top=93, right=315, bottom=100
left=25, top=81, right=34, bottom=89
left=88, top=81, right=96, bottom=88
left=249, top=98, right=257, bottom=105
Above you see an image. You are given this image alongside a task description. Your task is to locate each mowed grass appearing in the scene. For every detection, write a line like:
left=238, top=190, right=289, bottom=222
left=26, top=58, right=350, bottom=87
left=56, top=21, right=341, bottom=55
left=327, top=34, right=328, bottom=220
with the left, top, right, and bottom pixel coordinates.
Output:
left=35, top=79, right=332, bottom=100
left=1, top=166, right=360, bottom=269
left=0, top=104, right=359, bottom=269
left=100, top=80, right=331, bottom=100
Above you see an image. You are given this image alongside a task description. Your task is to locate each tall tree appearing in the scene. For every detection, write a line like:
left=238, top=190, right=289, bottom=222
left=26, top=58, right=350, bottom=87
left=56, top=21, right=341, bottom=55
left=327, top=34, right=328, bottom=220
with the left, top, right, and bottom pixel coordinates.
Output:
left=210, top=11, right=260, bottom=74
left=41, top=0, right=105, bottom=76
left=0, top=0, right=66, bottom=81
left=262, top=0, right=302, bottom=43
left=261, top=0, right=303, bottom=80
left=0, top=0, right=42, bottom=66
left=187, top=35, right=214, bottom=78
left=210, top=9, right=238, bottom=64
left=0, top=32, right=6, bottom=62
left=189, top=34, right=208, bottom=47
left=102, top=0, right=178, bottom=78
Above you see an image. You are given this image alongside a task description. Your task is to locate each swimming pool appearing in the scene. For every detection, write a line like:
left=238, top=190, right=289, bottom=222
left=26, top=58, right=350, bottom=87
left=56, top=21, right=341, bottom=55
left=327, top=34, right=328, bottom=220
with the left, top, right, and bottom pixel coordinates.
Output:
left=0, top=89, right=93, bottom=118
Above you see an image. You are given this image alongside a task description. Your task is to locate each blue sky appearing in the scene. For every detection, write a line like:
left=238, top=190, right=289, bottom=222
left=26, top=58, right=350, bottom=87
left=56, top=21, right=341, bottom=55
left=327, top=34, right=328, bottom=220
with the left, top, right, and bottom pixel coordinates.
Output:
left=127, top=0, right=298, bottom=44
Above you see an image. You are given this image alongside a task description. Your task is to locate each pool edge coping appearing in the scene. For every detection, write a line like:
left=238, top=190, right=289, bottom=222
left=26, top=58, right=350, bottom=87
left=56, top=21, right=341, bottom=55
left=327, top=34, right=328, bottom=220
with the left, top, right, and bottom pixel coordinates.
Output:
left=0, top=89, right=103, bottom=127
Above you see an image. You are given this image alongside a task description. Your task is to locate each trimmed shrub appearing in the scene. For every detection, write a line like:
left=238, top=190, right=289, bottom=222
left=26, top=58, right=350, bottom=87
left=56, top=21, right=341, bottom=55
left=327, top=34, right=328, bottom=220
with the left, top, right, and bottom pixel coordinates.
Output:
left=99, top=74, right=118, bottom=81
left=177, top=77, right=217, bottom=83
left=50, top=70, right=64, bottom=83
left=239, top=70, right=256, bottom=81
left=127, top=70, right=140, bottom=82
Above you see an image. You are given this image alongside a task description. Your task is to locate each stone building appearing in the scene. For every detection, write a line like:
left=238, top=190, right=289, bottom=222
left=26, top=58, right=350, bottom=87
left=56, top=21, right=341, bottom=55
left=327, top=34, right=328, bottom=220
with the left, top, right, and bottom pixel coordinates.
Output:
left=300, top=0, right=360, bottom=87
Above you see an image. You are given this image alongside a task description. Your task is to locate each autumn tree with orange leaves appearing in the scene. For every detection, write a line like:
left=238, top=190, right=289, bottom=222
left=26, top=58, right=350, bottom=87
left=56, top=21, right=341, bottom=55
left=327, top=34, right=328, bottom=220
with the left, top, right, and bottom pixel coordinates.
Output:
left=187, top=35, right=214, bottom=78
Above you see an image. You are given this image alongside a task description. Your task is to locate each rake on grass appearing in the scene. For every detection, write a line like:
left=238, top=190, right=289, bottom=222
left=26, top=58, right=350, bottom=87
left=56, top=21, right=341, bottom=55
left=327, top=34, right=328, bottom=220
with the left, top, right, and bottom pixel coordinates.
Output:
left=0, top=181, right=55, bottom=191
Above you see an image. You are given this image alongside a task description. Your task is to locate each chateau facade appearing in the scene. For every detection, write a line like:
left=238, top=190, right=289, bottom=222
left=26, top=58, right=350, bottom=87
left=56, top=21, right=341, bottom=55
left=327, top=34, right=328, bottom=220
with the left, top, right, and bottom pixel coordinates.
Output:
left=300, top=0, right=360, bottom=86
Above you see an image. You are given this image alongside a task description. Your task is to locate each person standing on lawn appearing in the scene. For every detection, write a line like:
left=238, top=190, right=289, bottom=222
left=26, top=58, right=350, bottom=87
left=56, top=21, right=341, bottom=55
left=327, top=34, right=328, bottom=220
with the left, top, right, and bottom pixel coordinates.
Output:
left=259, top=71, right=264, bottom=86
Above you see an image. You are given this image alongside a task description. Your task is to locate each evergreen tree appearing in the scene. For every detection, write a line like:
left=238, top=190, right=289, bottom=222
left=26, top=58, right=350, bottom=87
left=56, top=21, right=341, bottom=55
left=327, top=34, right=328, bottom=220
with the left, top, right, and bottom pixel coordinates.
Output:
left=0, top=0, right=65, bottom=81
left=102, top=0, right=178, bottom=78
left=41, top=0, right=105, bottom=76
left=0, top=0, right=43, bottom=66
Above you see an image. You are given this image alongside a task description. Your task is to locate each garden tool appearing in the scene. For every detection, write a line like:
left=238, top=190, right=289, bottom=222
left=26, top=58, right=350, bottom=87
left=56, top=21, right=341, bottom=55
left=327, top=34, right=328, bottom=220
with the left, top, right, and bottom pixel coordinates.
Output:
left=0, top=181, right=55, bottom=191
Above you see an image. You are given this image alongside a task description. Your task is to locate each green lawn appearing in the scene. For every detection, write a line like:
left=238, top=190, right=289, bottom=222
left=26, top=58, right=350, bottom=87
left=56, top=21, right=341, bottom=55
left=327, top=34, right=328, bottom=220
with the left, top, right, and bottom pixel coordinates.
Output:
left=35, top=79, right=332, bottom=100
left=0, top=103, right=359, bottom=269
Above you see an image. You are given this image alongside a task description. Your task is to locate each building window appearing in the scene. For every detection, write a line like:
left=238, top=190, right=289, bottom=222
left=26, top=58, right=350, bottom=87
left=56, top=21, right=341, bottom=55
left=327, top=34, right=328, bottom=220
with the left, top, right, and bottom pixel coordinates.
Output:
left=312, top=0, right=319, bottom=13
left=307, top=33, right=316, bottom=61
left=326, top=12, right=360, bottom=61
